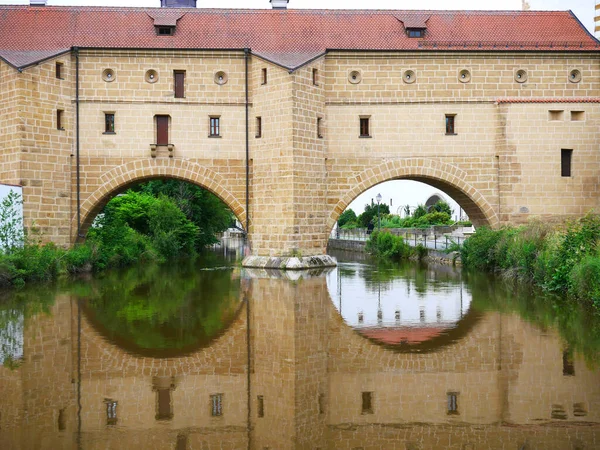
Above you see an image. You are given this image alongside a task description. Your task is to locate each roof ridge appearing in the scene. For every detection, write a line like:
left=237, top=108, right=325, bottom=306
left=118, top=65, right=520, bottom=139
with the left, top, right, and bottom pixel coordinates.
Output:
left=0, top=5, right=574, bottom=14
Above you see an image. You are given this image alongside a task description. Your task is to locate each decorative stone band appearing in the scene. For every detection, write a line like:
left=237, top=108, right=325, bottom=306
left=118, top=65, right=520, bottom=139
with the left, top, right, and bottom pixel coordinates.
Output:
left=242, top=255, right=337, bottom=271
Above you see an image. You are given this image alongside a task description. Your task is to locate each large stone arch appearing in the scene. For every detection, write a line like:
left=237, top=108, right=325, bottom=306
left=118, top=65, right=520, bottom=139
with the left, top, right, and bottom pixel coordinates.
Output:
left=73, top=158, right=246, bottom=240
left=327, top=158, right=499, bottom=231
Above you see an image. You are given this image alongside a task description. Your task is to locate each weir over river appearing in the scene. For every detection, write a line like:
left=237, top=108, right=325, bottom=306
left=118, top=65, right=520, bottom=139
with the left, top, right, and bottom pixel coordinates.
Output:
left=0, top=239, right=599, bottom=449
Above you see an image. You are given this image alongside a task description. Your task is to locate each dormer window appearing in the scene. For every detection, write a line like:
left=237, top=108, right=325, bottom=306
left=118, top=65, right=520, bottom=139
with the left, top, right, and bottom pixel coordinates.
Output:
left=407, top=28, right=425, bottom=38
left=157, top=26, right=175, bottom=36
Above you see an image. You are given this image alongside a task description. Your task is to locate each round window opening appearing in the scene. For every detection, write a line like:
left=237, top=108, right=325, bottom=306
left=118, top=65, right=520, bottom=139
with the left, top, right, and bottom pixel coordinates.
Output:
left=459, top=69, right=471, bottom=83
left=145, top=69, right=159, bottom=84
left=403, top=70, right=416, bottom=84
left=102, top=68, right=116, bottom=83
left=569, top=69, right=581, bottom=84
left=515, top=69, right=528, bottom=83
left=348, top=70, right=362, bottom=84
left=214, top=71, right=228, bottom=85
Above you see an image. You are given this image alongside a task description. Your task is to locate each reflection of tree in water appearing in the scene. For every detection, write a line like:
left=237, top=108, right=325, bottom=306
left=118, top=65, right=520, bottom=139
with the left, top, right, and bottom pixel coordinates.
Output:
left=466, top=270, right=600, bottom=367
left=79, top=258, right=242, bottom=356
left=358, top=260, right=463, bottom=296
left=0, top=288, right=56, bottom=369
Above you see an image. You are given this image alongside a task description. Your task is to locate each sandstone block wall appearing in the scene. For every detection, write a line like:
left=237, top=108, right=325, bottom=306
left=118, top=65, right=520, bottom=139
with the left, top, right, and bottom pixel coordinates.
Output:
left=1, top=49, right=598, bottom=256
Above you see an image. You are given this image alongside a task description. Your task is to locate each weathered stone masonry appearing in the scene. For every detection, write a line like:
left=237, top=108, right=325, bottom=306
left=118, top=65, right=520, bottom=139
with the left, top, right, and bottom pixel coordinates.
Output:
left=0, top=7, right=598, bottom=262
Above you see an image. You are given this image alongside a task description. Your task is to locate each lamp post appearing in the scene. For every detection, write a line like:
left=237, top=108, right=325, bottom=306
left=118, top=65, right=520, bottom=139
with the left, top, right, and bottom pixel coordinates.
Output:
left=376, top=193, right=382, bottom=230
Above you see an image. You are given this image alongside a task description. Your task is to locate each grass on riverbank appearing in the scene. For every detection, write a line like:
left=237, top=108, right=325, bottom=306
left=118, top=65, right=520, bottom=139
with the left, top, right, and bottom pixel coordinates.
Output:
left=0, top=187, right=233, bottom=289
left=461, top=214, right=600, bottom=310
left=365, top=230, right=429, bottom=261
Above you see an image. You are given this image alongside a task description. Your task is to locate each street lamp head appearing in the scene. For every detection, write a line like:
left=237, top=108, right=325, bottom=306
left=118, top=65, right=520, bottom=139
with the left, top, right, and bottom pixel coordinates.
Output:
left=376, top=193, right=382, bottom=204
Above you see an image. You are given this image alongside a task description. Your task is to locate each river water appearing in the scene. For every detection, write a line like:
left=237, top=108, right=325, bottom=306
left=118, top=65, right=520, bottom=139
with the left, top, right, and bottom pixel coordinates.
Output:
left=0, top=240, right=599, bottom=449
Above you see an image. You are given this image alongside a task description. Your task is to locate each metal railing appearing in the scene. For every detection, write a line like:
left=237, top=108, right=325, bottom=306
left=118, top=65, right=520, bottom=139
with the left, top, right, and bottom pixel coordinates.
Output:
left=331, top=227, right=466, bottom=251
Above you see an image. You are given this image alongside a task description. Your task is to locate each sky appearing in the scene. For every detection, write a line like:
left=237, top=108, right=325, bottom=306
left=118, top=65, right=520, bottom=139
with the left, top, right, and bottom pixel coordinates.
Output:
left=3, top=0, right=596, bottom=218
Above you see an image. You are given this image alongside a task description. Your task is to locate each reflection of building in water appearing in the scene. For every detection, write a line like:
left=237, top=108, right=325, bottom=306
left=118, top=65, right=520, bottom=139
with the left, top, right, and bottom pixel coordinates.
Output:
left=327, top=265, right=470, bottom=331
left=1, top=276, right=599, bottom=449
left=0, top=309, right=23, bottom=365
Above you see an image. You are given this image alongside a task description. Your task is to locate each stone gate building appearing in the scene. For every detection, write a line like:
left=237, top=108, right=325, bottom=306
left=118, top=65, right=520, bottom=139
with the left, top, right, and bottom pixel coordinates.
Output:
left=0, top=1, right=599, bottom=267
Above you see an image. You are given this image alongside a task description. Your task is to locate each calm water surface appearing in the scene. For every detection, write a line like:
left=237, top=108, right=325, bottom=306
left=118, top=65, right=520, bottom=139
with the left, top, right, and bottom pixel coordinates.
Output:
left=0, top=240, right=599, bottom=449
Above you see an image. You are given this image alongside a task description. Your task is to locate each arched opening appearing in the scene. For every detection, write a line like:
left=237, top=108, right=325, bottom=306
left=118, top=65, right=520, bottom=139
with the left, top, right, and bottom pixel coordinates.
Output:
left=327, top=158, right=498, bottom=233
left=74, top=159, right=246, bottom=242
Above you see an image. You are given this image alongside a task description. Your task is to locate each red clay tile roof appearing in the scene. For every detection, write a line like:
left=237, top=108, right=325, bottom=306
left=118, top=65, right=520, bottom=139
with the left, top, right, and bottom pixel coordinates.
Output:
left=1, top=6, right=598, bottom=70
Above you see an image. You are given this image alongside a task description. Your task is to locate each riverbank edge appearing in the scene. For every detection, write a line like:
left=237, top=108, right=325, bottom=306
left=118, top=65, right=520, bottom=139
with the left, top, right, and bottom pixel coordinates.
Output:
left=328, top=238, right=461, bottom=266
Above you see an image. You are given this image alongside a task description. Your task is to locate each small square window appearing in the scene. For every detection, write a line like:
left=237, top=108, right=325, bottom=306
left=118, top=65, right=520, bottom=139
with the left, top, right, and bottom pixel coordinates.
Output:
left=447, top=392, right=459, bottom=415
left=56, top=62, right=63, bottom=79
left=407, top=29, right=424, bottom=38
left=257, top=395, right=264, bottom=418
left=211, top=394, right=223, bottom=417
left=445, top=115, right=456, bottom=135
left=156, top=389, right=173, bottom=421
left=156, top=115, right=169, bottom=145
left=104, top=113, right=115, bottom=134
left=57, top=408, right=66, bottom=431
left=361, top=392, right=373, bottom=415
left=209, top=116, right=220, bottom=137
left=359, top=117, right=370, bottom=137
left=563, top=349, right=575, bottom=375
left=106, top=400, right=118, bottom=425
left=548, top=110, right=564, bottom=121
left=256, top=116, right=262, bottom=138
left=174, top=70, right=185, bottom=99
left=157, top=26, right=174, bottom=36
left=57, top=109, right=64, bottom=130
left=317, top=117, right=323, bottom=138
left=262, top=68, right=267, bottom=85
left=561, top=149, right=573, bottom=178
left=312, top=68, right=318, bottom=86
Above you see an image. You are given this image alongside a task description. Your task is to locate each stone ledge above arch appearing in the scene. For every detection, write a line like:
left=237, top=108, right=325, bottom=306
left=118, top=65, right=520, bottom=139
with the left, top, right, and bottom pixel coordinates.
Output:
left=73, top=158, right=246, bottom=241
left=327, top=158, right=499, bottom=231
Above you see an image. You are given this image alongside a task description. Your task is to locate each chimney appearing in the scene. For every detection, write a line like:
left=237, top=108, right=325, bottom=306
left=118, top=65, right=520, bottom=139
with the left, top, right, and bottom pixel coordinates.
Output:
left=270, top=0, right=289, bottom=9
left=30, top=0, right=47, bottom=6
left=160, top=0, right=196, bottom=7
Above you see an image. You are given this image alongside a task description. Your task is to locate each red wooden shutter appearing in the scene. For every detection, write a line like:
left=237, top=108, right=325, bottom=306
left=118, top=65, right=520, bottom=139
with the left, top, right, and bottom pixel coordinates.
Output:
left=174, top=71, right=185, bottom=98
left=156, top=115, right=169, bottom=145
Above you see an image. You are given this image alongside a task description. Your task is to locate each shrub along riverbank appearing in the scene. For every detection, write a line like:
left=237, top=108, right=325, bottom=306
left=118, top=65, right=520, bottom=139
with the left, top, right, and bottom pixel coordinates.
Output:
left=365, top=214, right=600, bottom=311
left=0, top=182, right=234, bottom=288
left=460, top=214, right=600, bottom=310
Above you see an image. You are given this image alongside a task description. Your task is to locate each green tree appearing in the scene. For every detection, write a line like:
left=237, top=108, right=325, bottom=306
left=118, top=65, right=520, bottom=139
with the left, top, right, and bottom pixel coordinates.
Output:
left=358, top=202, right=390, bottom=228
left=137, top=180, right=234, bottom=247
left=338, top=209, right=357, bottom=228
left=430, top=200, right=453, bottom=217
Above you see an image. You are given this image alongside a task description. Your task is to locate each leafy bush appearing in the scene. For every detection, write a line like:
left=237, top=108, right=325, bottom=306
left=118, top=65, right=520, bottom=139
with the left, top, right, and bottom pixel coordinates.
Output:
left=462, top=214, right=600, bottom=310
left=570, top=256, right=600, bottom=309
left=338, top=209, right=357, bottom=228
left=365, top=231, right=413, bottom=260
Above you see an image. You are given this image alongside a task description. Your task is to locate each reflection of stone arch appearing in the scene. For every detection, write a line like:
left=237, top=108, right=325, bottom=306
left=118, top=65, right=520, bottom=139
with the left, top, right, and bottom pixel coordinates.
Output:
left=78, top=301, right=248, bottom=377
left=326, top=299, right=497, bottom=372
left=73, top=159, right=245, bottom=239
left=328, top=158, right=498, bottom=230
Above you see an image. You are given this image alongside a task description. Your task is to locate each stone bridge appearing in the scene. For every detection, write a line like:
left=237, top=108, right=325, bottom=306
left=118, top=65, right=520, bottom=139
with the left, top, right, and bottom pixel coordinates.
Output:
left=1, top=48, right=598, bottom=267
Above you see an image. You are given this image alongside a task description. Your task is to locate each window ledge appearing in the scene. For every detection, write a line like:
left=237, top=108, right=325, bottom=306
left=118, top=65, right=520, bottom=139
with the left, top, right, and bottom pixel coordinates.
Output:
left=208, top=135, right=222, bottom=138
left=103, top=131, right=116, bottom=135
left=445, top=133, right=457, bottom=136
left=359, top=135, right=372, bottom=139
left=57, top=128, right=65, bottom=131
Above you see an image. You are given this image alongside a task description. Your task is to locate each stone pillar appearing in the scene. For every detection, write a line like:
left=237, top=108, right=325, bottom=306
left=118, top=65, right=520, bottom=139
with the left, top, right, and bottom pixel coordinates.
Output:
left=243, top=59, right=335, bottom=269
left=247, top=269, right=331, bottom=449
